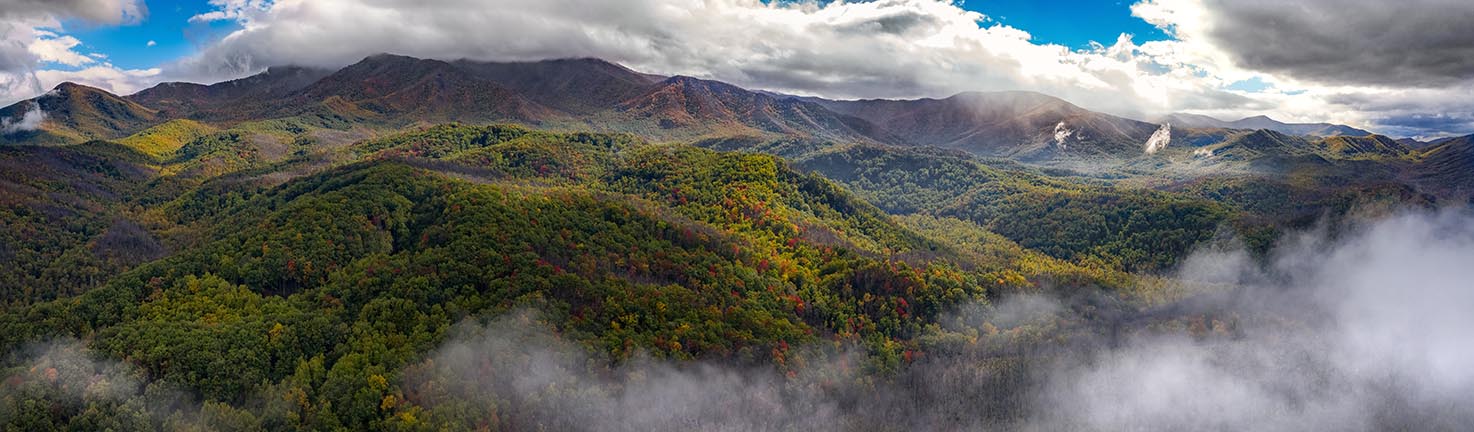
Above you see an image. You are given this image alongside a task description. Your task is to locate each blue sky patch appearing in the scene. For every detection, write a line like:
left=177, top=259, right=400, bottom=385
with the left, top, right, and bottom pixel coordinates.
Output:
left=964, top=0, right=1169, bottom=48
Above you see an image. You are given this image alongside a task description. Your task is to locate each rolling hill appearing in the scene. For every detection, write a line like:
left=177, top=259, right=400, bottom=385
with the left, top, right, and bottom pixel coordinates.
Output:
left=817, top=91, right=1160, bottom=159
left=2, top=52, right=1472, bottom=431
left=291, top=54, right=562, bottom=124
left=127, top=66, right=332, bottom=117
left=452, top=57, right=663, bottom=114
left=0, top=83, right=160, bottom=145
left=611, top=75, right=880, bottom=141
left=1315, top=134, right=1414, bottom=159
left=1158, top=113, right=1373, bottom=137
left=1412, top=134, right=1474, bottom=199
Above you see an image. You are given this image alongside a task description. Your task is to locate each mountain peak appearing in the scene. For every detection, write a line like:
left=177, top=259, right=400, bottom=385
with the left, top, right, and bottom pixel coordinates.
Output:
left=300, top=54, right=557, bottom=123
left=1, top=79, right=156, bottom=143
left=52, top=81, right=103, bottom=94
left=453, top=56, right=637, bottom=72
left=950, top=89, right=1051, bottom=98
left=450, top=56, right=662, bottom=114
left=1163, top=112, right=1371, bottom=137
left=342, top=54, right=461, bottom=74
left=1158, top=113, right=1226, bottom=127
left=1245, top=128, right=1289, bottom=138
left=45, top=82, right=132, bottom=103
left=344, top=53, right=451, bottom=71
left=946, top=90, right=1061, bottom=103
left=360, top=53, right=420, bottom=62
left=261, top=65, right=321, bottom=75
left=548, top=57, right=625, bottom=68
left=655, top=75, right=755, bottom=96
left=663, top=75, right=706, bottom=84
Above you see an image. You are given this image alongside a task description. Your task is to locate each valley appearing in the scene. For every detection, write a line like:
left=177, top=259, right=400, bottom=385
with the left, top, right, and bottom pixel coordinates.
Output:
left=1, top=54, right=1471, bottom=430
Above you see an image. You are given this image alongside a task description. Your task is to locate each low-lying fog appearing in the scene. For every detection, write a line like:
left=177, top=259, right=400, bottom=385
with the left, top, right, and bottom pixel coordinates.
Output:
left=13, top=210, right=1474, bottom=430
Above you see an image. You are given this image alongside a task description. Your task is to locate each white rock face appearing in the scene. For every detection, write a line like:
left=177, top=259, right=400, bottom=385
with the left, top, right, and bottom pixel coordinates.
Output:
left=1144, top=123, right=1171, bottom=154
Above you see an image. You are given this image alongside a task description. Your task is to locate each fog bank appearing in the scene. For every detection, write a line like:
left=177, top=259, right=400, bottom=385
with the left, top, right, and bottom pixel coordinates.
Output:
left=407, top=210, right=1474, bottom=430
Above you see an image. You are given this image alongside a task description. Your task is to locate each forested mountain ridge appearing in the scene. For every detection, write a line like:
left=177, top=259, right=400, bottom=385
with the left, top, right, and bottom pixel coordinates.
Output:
left=0, top=123, right=1163, bottom=429
left=1157, top=113, right=1374, bottom=137
left=816, top=91, right=1161, bottom=159
left=0, top=54, right=1471, bottom=430
left=2, top=55, right=1457, bottom=166
left=128, top=66, right=334, bottom=118
left=0, top=83, right=160, bottom=145
left=5, top=54, right=1457, bottom=177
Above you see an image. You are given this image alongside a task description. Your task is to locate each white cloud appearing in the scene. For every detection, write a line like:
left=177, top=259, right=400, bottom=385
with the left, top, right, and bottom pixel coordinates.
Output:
left=188, top=0, right=272, bottom=23
left=0, top=0, right=148, bottom=106
left=34, top=64, right=161, bottom=95
left=1035, top=210, right=1474, bottom=429
left=1130, top=0, right=1474, bottom=136
left=28, top=33, right=93, bottom=66
left=145, top=39, right=155, bottom=47
left=0, top=0, right=1461, bottom=137
left=167, top=0, right=1246, bottom=119
left=160, top=0, right=1474, bottom=136
left=0, top=99, right=45, bottom=134
left=397, top=211, right=1474, bottom=430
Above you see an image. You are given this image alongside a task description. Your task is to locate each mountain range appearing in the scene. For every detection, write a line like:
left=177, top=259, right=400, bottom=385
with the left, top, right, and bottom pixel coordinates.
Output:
left=1156, top=113, right=1374, bottom=137
left=2, top=53, right=1473, bottom=430
left=5, top=53, right=1469, bottom=200
left=5, top=53, right=1444, bottom=162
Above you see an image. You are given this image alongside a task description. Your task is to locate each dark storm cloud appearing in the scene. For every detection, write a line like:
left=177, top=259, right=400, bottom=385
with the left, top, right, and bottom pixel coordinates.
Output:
left=1199, top=0, right=1474, bottom=87
left=1373, top=113, right=1474, bottom=138
left=1377, top=113, right=1473, bottom=130
left=0, top=22, right=34, bottom=72
left=834, top=9, right=941, bottom=35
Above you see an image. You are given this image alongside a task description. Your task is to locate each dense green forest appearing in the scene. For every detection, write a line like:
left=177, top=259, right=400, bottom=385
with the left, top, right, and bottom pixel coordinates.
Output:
left=3, top=33, right=1472, bottom=429
left=2, top=124, right=1163, bottom=430
left=0, top=120, right=1455, bottom=430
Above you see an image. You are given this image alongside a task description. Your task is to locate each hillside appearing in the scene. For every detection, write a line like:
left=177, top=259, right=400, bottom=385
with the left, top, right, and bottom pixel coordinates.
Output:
left=0, top=83, right=160, bottom=145
left=608, top=75, right=880, bottom=142
left=777, top=141, right=1230, bottom=272
left=1412, top=134, right=1474, bottom=199
left=0, top=53, right=1469, bottom=431
left=819, top=91, right=1159, bottom=159
left=127, top=66, right=332, bottom=117
left=1315, top=134, right=1413, bottom=159
left=453, top=57, right=662, bottom=114
left=1158, top=113, right=1373, bottom=137
left=115, top=119, right=220, bottom=159
left=0, top=142, right=162, bottom=304
left=4, top=124, right=1147, bottom=429
left=292, top=54, right=561, bottom=124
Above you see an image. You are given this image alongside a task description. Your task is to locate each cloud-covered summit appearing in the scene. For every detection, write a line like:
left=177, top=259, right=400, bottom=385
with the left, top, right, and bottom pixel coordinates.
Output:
left=159, top=0, right=1474, bottom=137
left=3, top=0, right=1474, bottom=137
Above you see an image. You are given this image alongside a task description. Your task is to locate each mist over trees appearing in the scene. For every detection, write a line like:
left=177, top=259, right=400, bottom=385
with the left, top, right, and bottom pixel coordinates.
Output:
left=3, top=53, right=1473, bottom=431
left=8, top=208, right=1468, bottom=430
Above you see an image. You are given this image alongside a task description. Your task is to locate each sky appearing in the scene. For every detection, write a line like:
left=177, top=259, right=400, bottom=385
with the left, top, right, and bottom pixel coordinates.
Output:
left=1, top=0, right=1472, bottom=139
